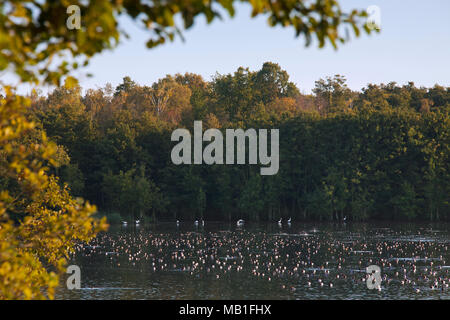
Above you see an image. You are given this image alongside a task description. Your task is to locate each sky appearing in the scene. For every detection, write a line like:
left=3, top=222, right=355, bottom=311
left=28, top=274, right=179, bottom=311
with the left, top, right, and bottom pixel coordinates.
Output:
left=8, top=0, right=450, bottom=94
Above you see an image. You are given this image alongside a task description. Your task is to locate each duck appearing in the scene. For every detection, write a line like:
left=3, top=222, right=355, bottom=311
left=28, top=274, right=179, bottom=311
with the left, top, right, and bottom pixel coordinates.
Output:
left=278, top=218, right=282, bottom=226
left=237, top=219, right=244, bottom=226
left=176, top=220, right=180, bottom=226
left=194, top=220, right=199, bottom=226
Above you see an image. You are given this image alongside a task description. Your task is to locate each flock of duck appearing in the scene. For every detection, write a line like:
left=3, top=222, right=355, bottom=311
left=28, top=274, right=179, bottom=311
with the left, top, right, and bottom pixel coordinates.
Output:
left=73, top=222, right=449, bottom=298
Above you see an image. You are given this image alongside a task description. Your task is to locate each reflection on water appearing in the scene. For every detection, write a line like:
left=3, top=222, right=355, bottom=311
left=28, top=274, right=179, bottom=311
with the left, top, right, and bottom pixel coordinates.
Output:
left=56, top=222, right=450, bottom=300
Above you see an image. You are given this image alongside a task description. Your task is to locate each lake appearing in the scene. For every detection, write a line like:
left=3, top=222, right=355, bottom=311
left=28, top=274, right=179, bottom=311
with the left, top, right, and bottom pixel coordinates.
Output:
left=56, top=222, right=450, bottom=300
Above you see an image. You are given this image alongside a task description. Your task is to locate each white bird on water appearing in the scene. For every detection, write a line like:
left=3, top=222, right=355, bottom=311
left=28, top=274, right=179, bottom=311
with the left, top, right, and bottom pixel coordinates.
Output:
left=201, top=219, right=205, bottom=226
left=278, top=218, right=282, bottom=226
left=194, top=220, right=199, bottom=226
left=122, top=221, right=127, bottom=226
left=176, top=220, right=180, bottom=226
left=135, top=220, right=140, bottom=225
left=237, top=219, right=244, bottom=226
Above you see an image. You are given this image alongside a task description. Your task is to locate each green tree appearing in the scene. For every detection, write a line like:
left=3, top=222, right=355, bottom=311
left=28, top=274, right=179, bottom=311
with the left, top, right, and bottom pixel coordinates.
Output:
left=239, top=174, right=264, bottom=220
left=313, top=75, right=352, bottom=114
left=1, top=0, right=373, bottom=86
left=254, top=62, right=299, bottom=104
left=0, top=92, right=107, bottom=299
left=114, top=76, right=137, bottom=96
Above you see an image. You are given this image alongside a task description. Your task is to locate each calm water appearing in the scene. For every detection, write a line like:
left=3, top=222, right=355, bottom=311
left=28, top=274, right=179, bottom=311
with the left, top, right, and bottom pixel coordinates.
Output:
left=56, top=222, right=450, bottom=300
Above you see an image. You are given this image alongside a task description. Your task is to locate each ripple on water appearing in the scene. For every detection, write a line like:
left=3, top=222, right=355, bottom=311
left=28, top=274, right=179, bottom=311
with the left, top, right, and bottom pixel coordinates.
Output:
left=58, top=222, right=450, bottom=300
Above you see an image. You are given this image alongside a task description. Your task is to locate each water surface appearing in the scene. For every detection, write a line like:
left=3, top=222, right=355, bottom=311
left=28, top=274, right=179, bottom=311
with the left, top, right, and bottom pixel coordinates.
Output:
left=56, top=222, right=450, bottom=300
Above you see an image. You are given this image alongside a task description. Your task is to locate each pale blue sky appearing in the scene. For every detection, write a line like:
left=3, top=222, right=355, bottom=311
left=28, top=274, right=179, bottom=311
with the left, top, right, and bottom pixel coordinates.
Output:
left=10, top=0, right=450, bottom=94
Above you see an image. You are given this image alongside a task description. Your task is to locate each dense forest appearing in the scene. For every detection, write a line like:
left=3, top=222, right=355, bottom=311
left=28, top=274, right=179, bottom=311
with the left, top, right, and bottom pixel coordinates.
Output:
left=0, top=0, right=388, bottom=300
left=26, top=62, right=449, bottom=223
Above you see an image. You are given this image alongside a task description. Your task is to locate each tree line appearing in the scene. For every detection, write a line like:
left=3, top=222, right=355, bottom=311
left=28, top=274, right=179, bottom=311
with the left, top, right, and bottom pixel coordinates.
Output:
left=28, top=62, right=450, bottom=223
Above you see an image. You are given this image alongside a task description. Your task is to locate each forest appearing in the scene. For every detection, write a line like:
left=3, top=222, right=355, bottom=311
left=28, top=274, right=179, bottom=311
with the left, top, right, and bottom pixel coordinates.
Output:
left=25, top=62, right=449, bottom=223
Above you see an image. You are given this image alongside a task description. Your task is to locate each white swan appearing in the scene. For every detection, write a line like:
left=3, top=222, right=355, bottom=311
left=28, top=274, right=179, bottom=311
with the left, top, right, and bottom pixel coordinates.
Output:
left=122, top=221, right=127, bottom=225
left=237, top=219, right=244, bottom=226
left=176, top=220, right=180, bottom=226
left=135, top=220, right=140, bottom=225
left=278, top=218, right=282, bottom=225
left=287, top=217, right=292, bottom=223
left=194, top=220, right=199, bottom=226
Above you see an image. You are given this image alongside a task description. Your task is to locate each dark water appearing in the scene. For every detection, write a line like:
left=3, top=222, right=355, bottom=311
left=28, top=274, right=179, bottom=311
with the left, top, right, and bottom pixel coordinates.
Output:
left=56, top=222, right=450, bottom=300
